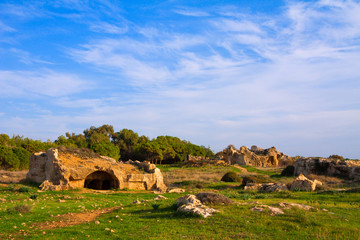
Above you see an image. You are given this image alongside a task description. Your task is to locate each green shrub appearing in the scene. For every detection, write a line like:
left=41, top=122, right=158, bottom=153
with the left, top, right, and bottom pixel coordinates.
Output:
left=18, top=186, right=30, bottom=192
left=152, top=203, right=161, bottom=210
left=30, top=194, right=38, bottom=200
left=329, top=155, right=344, bottom=160
left=221, top=172, right=242, bottom=182
left=281, top=165, right=295, bottom=176
left=7, top=204, right=32, bottom=214
left=241, top=175, right=271, bottom=186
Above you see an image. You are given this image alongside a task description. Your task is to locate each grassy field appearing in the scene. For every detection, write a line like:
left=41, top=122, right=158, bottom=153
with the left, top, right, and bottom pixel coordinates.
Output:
left=1, top=165, right=360, bottom=239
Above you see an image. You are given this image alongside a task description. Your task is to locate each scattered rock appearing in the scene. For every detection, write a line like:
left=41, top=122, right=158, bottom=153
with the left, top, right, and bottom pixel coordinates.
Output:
left=168, top=188, right=185, bottom=194
left=57, top=199, right=66, bottom=203
left=195, top=192, right=233, bottom=205
left=176, top=194, right=217, bottom=218
left=244, top=183, right=263, bottom=191
left=276, top=202, right=312, bottom=211
left=261, top=183, right=288, bottom=192
left=244, top=183, right=288, bottom=192
left=153, top=195, right=168, bottom=201
left=177, top=194, right=201, bottom=206
left=177, top=203, right=216, bottom=218
left=268, top=206, right=284, bottom=216
left=94, top=221, right=100, bottom=225
left=290, top=174, right=322, bottom=191
left=251, top=206, right=264, bottom=212
left=132, top=199, right=141, bottom=204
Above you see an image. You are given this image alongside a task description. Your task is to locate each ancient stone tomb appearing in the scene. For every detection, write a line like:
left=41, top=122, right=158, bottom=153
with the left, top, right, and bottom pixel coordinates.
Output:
left=26, top=148, right=167, bottom=192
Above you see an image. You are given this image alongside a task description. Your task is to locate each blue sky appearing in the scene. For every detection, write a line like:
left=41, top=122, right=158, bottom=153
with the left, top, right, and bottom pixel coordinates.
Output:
left=0, top=0, right=359, bottom=158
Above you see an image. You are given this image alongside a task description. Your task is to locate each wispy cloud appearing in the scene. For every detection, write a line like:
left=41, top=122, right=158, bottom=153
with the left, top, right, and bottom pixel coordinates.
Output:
left=89, top=22, right=128, bottom=34
left=0, top=0, right=359, bottom=158
left=0, top=69, right=90, bottom=98
left=173, top=8, right=210, bottom=17
left=0, top=20, right=15, bottom=32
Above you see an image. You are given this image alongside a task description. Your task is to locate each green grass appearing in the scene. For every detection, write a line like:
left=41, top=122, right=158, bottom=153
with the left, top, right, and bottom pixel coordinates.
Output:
left=1, top=182, right=360, bottom=240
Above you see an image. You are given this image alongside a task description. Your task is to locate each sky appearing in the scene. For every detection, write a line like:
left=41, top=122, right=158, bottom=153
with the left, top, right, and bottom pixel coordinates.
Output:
left=0, top=0, right=359, bottom=159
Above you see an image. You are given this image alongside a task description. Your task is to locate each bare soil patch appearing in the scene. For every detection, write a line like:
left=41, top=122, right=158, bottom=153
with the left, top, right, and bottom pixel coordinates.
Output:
left=33, top=206, right=122, bottom=230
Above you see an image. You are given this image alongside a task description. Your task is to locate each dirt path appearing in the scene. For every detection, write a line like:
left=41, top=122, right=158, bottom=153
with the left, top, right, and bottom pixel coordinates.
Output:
left=33, top=206, right=122, bottom=230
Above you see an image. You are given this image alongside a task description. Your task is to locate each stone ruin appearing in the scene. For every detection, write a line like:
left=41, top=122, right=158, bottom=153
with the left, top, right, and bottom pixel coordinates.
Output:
left=26, top=148, right=167, bottom=192
left=293, top=157, right=360, bottom=180
left=217, top=145, right=292, bottom=167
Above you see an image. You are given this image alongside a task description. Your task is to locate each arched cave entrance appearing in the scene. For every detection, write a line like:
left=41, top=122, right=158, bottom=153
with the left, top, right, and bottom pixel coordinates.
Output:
left=84, top=171, right=119, bottom=190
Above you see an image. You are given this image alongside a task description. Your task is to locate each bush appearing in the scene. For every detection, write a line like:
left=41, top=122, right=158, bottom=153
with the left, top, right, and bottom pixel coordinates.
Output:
left=281, top=165, right=295, bottom=176
left=241, top=175, right=271, bottom=186
left=152, top=203, right=161, bottom=210
left=30, top=194, right=38, bottom=200
left=221, top=172, right=242, bottom=182
left=329, top=155, right=344, bottom=160
left=7, top=204, right=32, bottom=214
left=18, top=186, right=30, bottom=192
left=195, top=192, right=233, bottom=205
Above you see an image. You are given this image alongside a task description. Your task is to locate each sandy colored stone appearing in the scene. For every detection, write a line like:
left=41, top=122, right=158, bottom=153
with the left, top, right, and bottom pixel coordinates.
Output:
left=293, top=157, right=360, bottom=180
left=218, top=145, right=292, bottom=167
left=290, top=174, right=322, bottom=191
left=26, top=148, right=167, bottom=192
left=168, top=188, right=185, bottom=193
left=153, top=195, right=168, bottom=200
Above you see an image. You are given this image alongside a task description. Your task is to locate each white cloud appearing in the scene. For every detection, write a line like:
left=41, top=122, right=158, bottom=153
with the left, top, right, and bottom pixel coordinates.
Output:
left=90, top=22, right=128, bottom=34
left=173, top=8, right=210, bottom=17
left=1, top=0, right=360, bottom=158
left=0, top=21, right=15, bottom=32
left=0, top=69, right=90, bottom=97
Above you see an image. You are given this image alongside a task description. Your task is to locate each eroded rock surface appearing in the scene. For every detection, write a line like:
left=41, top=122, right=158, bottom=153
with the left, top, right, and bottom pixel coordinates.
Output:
left=26, top=148, right=167, bottom=192
left=176, top=194, right=217, bottom=218
left=218, top=145, right=292, bottom=167
left=290, top=174, right=322, bottom=191
left=294, top=157, right=360, bottom=180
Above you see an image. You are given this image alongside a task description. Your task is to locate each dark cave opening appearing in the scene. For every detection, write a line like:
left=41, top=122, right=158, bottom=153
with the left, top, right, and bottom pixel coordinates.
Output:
left=84, top=171, right=119, bottom=190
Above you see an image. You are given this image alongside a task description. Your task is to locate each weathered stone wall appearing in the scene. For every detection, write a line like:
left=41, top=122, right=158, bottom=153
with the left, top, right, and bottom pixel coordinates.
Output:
left=293, top=157, right=360, bottom=180
left=26, top=148, right=167, bottom=192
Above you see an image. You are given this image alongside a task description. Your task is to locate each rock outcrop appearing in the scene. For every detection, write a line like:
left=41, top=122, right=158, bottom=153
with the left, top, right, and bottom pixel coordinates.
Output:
left=293, top=157, right=360, bottom=180
left=217, top=145, right=292, bottom=167
left=244, top=183, right=288, bottom=192
left=290, top=174, right=322, bottom=191
left=26, top=148, right=167, bottom=192
left=176, top=194, right=217, bottom=218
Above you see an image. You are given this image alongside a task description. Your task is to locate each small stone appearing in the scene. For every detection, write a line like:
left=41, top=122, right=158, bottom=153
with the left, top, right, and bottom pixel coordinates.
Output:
left=154, top=195, right=168, bottom=201
left=132, top=199, right=141, bottom=204
left=94, top=221, right=100, bottom=225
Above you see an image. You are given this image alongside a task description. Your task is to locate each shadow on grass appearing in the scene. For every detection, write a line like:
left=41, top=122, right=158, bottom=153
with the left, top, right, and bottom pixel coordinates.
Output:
left=129, top=205, right=203, bottom=220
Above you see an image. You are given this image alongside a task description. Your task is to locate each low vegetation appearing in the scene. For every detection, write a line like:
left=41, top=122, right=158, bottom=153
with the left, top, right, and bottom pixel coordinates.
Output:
left=221, top=171, right=242, bottom=182
left=0, top=125, right=214, bottom=170
left=0, top=163, right=359, bottom=239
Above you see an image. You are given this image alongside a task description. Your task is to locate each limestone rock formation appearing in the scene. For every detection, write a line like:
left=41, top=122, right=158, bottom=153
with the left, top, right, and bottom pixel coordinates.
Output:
left=176, top=194, right=216, bottom=218
left=26, top=148, right=167, bottom=192
left=293, top=157, right=360, bottom=180
left=290, top=174, right=322, bottom=191
left=217, top=145, right=292, bottom=167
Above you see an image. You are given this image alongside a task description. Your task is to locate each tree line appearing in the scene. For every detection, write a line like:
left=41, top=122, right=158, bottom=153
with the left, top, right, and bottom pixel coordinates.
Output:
left=0, top=125, right=214, bottom=170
